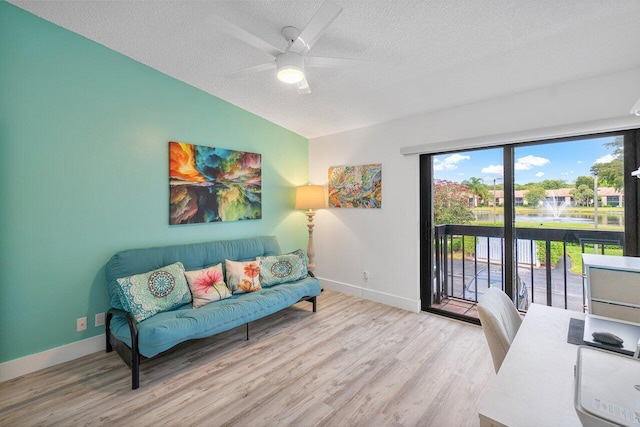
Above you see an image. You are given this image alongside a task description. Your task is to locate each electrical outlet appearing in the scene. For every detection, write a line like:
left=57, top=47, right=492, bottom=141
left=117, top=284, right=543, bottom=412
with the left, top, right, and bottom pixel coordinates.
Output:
left=363, top=271, right=369, bottom=282
left=95, top=312, right=105, bottom=327
left=77, top=317, right=87, bottom=332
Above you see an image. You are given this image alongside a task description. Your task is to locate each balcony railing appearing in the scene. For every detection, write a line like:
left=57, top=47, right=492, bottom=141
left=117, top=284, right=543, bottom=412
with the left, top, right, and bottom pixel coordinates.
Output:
left=433, top=224, right=624, bottom=313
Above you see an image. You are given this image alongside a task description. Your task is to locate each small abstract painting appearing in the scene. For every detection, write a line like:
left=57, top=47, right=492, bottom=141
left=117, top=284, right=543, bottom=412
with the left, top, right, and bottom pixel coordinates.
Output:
left=169, top=141, right=261, bottom=224
left=328, top=163, right=382, bottom=208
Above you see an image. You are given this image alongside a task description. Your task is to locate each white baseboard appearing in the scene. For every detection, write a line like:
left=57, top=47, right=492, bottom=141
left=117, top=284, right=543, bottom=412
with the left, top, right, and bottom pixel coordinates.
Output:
left=0, top=283, right=419, bottom=383
left=0, top=335, right=104, bottom=383
left=319, top=278, right=421, bottom=313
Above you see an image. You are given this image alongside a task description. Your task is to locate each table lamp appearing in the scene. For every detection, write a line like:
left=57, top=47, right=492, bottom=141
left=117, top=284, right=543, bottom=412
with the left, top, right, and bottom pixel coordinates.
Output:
left=295, top=185, right=326, bottom=274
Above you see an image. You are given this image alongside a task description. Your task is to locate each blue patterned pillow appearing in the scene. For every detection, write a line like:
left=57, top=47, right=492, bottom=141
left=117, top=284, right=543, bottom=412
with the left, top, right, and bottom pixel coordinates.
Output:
left=258, top=249, right=308, bottom=287
left=116, top=262, right=192, bottom=322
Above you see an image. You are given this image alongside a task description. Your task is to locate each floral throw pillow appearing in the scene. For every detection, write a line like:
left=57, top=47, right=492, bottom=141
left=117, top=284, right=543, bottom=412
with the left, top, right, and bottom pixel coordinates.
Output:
left=184, top=264, right=232, bottom=308
left=116, top=262, right=192, bottom=322
left=225, top=259, right=262, bottom=294
left=258, top=249, right=308, bottom=287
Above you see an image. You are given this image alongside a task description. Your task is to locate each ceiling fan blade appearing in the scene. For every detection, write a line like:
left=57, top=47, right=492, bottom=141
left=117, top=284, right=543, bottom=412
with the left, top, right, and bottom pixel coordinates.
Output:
left=289, top=0, right=342, bottom=55
left=225, top=63, right=276, bottom=79
left=305, top=56, right=372, bottom=69
left=209, top=14, right=283, bottom=58
left=297, top=78, right=311, bottom=94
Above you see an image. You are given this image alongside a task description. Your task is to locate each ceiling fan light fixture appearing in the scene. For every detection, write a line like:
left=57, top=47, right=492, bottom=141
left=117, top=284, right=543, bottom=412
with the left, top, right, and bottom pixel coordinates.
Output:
left=276, top=52, right=305, bottom=84
left=277, top=66, right=305, bottom=84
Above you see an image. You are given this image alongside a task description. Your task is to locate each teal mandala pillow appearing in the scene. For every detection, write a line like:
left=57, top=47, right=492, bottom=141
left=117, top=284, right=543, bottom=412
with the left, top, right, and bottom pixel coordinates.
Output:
left=116, top=262, right=192, bottom=322
left=258, top=249, right=308, bottom=287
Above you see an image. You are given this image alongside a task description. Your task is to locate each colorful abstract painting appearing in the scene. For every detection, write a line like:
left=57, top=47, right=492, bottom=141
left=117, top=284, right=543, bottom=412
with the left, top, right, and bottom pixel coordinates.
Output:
left=169, top=141, right=261, bottom=224
left=328, top=163, right=382, bottom=208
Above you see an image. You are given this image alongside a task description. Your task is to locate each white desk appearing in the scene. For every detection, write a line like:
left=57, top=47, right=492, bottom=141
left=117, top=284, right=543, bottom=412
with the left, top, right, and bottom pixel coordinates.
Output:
left=478, top=304, right=583, bottom=427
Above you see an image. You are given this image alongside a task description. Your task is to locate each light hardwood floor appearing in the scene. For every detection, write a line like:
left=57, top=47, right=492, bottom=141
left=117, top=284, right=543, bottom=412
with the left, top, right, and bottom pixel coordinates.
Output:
left=0, top=290, right=494, bottom=426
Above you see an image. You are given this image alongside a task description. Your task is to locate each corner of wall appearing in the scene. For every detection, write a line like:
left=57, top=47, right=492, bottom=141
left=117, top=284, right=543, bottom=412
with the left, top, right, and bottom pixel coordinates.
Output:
left=319, top=278, right=420, bottom=313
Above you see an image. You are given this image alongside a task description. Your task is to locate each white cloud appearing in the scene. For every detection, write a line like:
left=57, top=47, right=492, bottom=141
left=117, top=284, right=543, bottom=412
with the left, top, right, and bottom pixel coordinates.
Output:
left=595, top=154, right=616, bottom=164
left=481, top=164, right=503, bottom=175
left=433, top=153, right=470, bottom=171
left=577, top=160, right=583, bottom=164
left=514, top=155, right=550, bottom=170
left=535, top=172, right=545, bottom=177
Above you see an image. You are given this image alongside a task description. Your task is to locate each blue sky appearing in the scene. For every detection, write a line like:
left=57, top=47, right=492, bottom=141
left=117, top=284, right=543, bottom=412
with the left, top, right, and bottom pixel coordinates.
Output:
left=433, top=136, right=618, bottom=185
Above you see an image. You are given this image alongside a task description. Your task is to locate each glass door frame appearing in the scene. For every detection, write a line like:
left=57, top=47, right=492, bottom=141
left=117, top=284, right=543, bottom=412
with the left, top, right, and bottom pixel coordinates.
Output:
left=420, top=129, right=640, bottom=320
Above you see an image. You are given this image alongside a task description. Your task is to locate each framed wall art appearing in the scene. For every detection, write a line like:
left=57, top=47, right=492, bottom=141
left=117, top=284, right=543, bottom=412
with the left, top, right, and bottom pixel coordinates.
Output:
left=328, top=163, right=382, bottom=208
left=169, top=141, right=262, bottom=224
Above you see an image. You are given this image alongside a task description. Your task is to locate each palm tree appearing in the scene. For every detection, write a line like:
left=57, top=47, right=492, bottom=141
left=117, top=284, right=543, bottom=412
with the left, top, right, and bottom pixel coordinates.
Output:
left=463, top=177, right=489, bottom=207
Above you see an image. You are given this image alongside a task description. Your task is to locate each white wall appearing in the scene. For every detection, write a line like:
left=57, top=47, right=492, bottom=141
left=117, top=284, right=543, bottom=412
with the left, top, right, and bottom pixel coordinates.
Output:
left=309, top=128, right=421, bottom=311
left=308, top=67, right=640, bottom=312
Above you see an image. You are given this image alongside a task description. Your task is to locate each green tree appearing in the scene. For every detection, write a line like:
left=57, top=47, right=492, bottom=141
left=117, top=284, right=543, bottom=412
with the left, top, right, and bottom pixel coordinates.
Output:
left=570, top=184, right=594, bottom=207
left=517, top=180, right=566, bottom=190
left=524, top=186, right=547, bottom=207
left=575, top=175, right=594, bottom=189
left=591, top=136, right=623, bottom=191
left=592, top=161, right=623, bottom=190
left=461, top=177, right=488, bottom=206
left=539, top=179, right=567, bottom=190
left=433, top=180, right=474, bottom=225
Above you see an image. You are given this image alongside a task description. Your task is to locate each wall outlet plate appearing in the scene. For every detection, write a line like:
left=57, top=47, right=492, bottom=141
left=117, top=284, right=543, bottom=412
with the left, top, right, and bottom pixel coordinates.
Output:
left=76, top=317, right=87, bottom=332
left=95, top=312, right=105, bottom=327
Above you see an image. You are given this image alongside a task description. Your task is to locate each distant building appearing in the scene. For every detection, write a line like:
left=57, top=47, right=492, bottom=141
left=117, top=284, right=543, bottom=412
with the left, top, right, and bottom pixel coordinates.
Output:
left=487, top=187, right=623, bottom=207
left=598, top=187, right=624, bottom=207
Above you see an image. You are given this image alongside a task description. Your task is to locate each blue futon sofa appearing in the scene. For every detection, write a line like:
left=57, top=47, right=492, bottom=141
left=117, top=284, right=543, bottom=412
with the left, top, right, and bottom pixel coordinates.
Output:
left=105, top=236, right=321, bottom=389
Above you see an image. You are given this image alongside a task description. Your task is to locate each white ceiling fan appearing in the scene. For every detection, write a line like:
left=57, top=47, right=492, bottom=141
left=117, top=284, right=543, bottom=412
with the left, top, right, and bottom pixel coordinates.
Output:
left=211, top=0, right=369, bottom=94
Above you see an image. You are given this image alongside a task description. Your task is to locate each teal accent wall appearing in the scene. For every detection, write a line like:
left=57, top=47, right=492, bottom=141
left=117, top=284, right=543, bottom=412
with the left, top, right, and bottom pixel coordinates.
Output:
left=0, top=3, right=309, bottom=363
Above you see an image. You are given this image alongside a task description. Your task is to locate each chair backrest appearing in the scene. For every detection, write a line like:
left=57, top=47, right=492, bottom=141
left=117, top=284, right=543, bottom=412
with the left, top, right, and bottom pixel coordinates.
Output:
left=477, top=287, right=523, bottom=373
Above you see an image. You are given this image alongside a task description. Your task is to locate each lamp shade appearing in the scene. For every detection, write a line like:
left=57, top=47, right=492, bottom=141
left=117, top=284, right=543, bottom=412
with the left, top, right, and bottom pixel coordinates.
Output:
left=295, top=185, right=326, bottom=210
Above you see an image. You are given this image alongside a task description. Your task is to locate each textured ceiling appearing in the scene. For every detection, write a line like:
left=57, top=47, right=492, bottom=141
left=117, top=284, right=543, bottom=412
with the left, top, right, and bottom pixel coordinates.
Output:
left=10, top=0, right=640, bottom=139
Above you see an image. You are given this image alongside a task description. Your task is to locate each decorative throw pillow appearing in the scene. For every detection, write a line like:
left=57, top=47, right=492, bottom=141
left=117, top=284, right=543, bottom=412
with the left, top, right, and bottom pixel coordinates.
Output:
left=116, top=262, right=192, bottom=322
left=225, top=259, right=262, bottom=294
left=258, top=249, right=308, bottom=286
left=184, top=264, right=232, bottom=308
left=286, top=249, right=308, bottom=271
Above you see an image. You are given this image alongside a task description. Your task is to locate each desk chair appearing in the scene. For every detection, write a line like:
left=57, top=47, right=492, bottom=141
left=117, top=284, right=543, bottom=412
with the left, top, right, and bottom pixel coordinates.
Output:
left=478, top=287, right=523, bottom=373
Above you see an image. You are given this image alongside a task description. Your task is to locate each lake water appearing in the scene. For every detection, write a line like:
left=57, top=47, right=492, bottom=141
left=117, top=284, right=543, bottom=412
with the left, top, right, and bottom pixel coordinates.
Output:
left=474, top=211, right=623, bottom=227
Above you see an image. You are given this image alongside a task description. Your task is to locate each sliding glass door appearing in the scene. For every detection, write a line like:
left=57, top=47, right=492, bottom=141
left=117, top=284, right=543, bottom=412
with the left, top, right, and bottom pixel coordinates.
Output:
left=420, top=129, right=639, bottom=322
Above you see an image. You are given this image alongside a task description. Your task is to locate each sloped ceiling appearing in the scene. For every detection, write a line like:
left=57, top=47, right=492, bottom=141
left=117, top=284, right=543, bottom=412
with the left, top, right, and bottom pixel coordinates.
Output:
left=10, top=0, right=640, bottom=139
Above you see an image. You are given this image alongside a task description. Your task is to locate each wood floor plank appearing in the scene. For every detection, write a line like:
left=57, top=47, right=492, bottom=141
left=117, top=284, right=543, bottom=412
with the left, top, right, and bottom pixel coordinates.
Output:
left=0, top=290, right=493, bottom=426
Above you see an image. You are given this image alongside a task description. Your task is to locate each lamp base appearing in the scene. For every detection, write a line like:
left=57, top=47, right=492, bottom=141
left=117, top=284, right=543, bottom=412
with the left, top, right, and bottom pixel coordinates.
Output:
left=305, top=209, right=316, bottom=274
